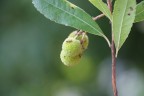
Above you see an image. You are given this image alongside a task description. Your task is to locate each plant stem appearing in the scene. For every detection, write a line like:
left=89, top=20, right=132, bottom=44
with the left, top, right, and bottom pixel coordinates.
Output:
left=107, top=0, right=118, bottom=96
left=93, top=14, right=105, bottom=21
left=107, top=0, right=112, bottom=12
left=111, top=37, right=118, bottom=96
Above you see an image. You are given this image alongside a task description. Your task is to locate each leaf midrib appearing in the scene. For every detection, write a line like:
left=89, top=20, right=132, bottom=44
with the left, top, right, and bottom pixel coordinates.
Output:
left=43, top=0, right=104, bottom=36
left=117, top=0, right=129, bottom=50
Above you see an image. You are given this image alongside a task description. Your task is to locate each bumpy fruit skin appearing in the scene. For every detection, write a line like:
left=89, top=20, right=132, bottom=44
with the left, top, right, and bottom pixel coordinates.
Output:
left=81, top=34, right=89, bottom=50
left=62, top=37, right=82, bottom=56
left=68, top=31, right=89, bottom=50
left=68, top=31, right=77, bottom=37
left=60, top=50, right=81, bottom=66
left=60, top=31, right=89, bottom=66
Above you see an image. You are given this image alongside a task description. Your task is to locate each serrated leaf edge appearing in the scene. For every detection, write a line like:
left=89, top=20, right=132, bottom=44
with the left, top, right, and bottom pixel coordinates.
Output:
left=33, top=0, right=104, bottom=36
left=33, top=0, right=110, bottom=46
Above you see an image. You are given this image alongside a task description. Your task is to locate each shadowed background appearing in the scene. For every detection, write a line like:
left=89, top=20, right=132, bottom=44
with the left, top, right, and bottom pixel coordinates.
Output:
left=0, top=0, right=144, bottom=96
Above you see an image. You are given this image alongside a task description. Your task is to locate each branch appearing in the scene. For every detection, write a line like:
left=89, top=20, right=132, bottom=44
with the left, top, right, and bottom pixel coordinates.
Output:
left=107, top=0, right=112, bottom=12
left=111, top=38, right=118, bottom=96
left=107, top=0, right=118, bottom=96
left=92, top=14, right=105, bottom=21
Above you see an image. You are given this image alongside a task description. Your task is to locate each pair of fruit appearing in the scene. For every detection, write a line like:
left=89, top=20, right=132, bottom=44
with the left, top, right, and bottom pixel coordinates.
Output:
left=60, top=31, right=89, bottom=66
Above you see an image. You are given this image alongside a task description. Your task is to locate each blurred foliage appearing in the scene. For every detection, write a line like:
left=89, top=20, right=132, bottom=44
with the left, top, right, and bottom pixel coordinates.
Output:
left=0, top=0, right=144, bottom=96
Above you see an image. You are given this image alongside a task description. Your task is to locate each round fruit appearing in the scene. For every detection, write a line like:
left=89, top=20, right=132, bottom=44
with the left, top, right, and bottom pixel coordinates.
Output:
left=60, top=50, right=82, bottom=66
left=68, top=31, right=78, bottom=38
left=62, top=37, right=82, bottom=56
left=81, top=34, right=89, bottom=50
left=68, top=31, right=89, bottom=50
left=60, top=31, right=89, bottom=66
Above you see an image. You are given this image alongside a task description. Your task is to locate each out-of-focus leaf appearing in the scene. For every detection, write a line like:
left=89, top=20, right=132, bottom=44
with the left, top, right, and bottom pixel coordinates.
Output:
left=112, top=0, right=136, bottom=57
left=89, top=0, right=112, bottom=20
left=134, top=1, right=144, bottom=22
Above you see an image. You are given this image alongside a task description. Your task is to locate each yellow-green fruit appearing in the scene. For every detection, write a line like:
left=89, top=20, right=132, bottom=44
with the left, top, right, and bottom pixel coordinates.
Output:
left=81, top=34, right=89, bottom=50
left=62, top=37, right=82, bottom=56
left=68, top=31, right=89, bottom=50
left=68, top=31, right=77, bottom=37
left=60, top=50, right=81, bottom=66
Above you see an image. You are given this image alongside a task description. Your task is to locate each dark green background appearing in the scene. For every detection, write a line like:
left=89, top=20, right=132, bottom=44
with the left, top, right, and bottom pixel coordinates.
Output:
left=0, top=0, right=144, bottom=96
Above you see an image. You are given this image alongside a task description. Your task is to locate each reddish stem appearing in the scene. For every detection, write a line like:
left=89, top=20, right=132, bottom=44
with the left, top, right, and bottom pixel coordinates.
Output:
left=107, top=0, right=118, bottom=96
left=111, top=39, right=118, bottom=96
left=107, top=0, right=112, bottom=12
left=93, top=14, right=105, bottom=20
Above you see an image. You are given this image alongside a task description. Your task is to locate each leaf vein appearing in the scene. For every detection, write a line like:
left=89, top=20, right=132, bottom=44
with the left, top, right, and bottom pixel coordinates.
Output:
left=136, top=9, right=144, bottom=16
left=117, top=0, right=129, bottom=50
left=44, top=0, right=103, bottom=36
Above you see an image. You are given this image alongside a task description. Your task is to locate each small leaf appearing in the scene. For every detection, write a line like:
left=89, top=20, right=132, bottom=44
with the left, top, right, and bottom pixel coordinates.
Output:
left=134, top=1, right=144, bottom=22
left=32, top=0, right=107, bottom=37
left=89, top=0, right=112, bottom=20
left=112, top=0, right=136, bottom=57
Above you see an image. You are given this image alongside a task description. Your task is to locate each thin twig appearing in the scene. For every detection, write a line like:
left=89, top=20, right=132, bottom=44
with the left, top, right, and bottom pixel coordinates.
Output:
left=107, top=0, right=112, bottom=12
left=107, top=0, right=118, bottom=96
left=92, top=14, right=105, bottom=21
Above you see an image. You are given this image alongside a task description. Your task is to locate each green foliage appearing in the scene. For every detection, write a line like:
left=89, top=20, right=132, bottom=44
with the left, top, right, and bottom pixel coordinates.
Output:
left=32, top=0, right=144, bottom=57
left=89, top=0, right=112, bottom=20
left=112, top=0, right=136, bottom=56
left=1, top=0, right=144, bottom=96
left=135, top=1, right=144, bottom=22
left=32, top=0, right=106, bottom=37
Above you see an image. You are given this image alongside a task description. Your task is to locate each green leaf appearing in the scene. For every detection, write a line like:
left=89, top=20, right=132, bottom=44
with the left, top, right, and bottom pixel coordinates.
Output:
left=134, top=1, right=144, bottom=22
left=89, top=0, right=112, bottom=20
left=112, top=0, right=136, bottom=57
left=32, top=0, right=108, bottom=38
